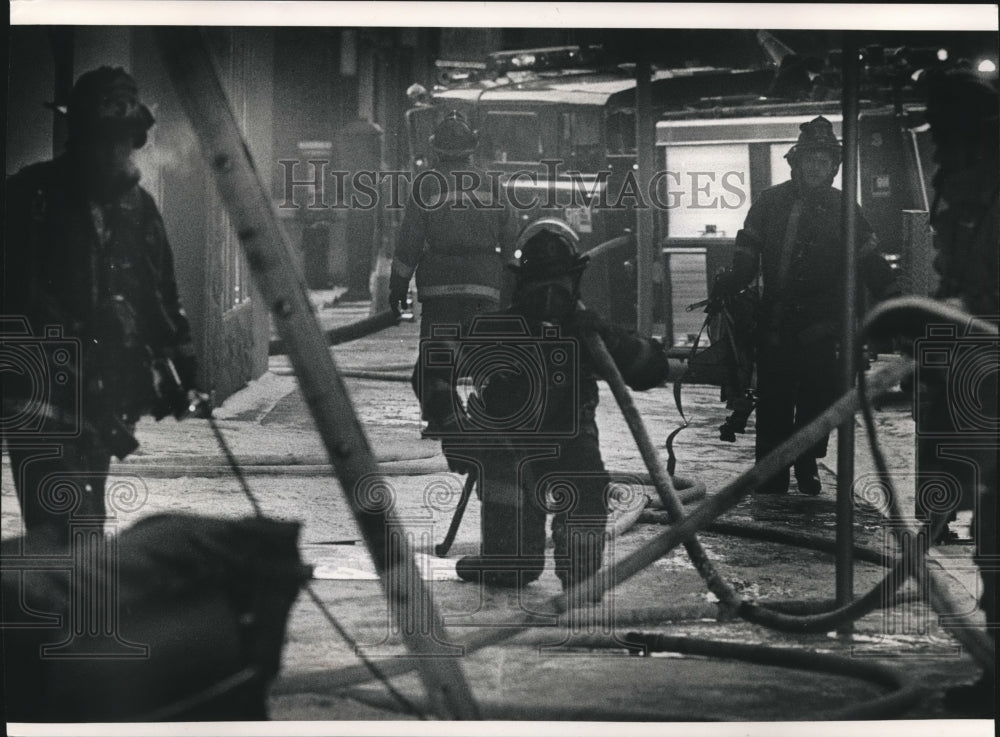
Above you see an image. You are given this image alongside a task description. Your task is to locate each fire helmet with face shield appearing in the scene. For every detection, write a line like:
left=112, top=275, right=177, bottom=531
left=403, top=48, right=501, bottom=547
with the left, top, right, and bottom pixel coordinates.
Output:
left=509, top=219, right=588, bottom=322
left=509, top=218, right=589, bottom=280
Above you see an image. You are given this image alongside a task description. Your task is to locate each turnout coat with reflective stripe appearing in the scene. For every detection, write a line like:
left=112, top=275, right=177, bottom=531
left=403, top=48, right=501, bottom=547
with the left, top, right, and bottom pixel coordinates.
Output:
left=391, top=164, right=518, bottom=304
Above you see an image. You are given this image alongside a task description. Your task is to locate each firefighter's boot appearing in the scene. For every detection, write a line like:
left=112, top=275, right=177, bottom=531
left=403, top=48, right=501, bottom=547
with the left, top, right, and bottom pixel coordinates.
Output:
left=794, top=456, right=822, bottom=496
left=456, top=473, right=546, bottom=588
left=554, top=518, right=606, bottom=605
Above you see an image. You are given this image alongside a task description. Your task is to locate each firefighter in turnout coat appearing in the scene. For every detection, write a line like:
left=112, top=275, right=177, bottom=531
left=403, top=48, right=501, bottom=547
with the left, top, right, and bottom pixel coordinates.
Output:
left=3, top=67, right=203, bottom=546
left=389, top=111, right=519, bottom=436
left=718, top=116, right=899, bottom=495
left=438, top=220, right=676, bottom=597
left=922, top=68, right=998, bottom=716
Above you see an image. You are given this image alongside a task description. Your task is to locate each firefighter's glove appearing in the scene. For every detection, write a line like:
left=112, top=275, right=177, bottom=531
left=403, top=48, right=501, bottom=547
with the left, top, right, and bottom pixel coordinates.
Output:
left=711, top=270, right=740, bottom=300
left=388, top=272, right=409, bottom=317
left=719, top=412, right=748, bottom=442
left=186, top=390, right=213, bottom=419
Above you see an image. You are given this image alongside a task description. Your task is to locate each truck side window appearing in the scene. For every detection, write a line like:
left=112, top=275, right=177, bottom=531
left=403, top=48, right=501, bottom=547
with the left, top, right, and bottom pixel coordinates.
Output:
left=481, top=111, right=542, bottom=164
left=405, top=107, right=440, bottom=171
left=607, top=108, right=636, bottom=155
left=559, top=111, right=603, bottom=171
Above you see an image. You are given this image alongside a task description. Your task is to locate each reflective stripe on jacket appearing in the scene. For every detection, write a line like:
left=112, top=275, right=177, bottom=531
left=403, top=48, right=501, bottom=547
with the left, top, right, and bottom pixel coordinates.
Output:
left=391, top=164, right=517, bottom=303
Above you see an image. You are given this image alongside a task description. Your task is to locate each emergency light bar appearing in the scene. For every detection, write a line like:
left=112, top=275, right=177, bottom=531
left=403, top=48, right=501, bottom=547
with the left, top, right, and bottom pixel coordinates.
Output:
left=436, top=60, right=489, bottom=70
left=434, top=59, right=489, bottom=85
left=487, top=45, right=608, bottom=76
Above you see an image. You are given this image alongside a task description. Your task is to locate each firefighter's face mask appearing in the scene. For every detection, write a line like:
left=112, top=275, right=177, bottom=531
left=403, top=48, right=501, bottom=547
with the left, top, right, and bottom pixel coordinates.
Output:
left=517, top=275, right=578, bottom=323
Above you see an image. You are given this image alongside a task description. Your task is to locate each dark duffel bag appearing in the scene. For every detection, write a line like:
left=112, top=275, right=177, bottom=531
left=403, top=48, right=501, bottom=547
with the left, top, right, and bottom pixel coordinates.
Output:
left=2, top=513, right=310, bottom=722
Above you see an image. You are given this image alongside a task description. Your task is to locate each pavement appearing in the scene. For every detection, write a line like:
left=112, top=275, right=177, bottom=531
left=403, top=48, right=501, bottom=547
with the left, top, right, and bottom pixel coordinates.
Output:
left=1, top=287, right=993, bottom=729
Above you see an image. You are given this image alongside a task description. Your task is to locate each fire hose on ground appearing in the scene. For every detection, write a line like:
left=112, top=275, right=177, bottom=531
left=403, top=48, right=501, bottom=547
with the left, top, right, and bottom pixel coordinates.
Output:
left=336, top=632, right=919, bottom=722
left=580, top=329, right=925, bottom=636
left=153, top=28, right=988, bottom=721
left=276, top=296, right=995, bottom=719
left=277, top=357, right=915, bottom=712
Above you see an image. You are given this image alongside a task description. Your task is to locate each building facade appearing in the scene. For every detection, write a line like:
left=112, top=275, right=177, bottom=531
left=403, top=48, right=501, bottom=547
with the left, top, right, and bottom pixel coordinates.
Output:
left=7, top=26, right=458, bottom=402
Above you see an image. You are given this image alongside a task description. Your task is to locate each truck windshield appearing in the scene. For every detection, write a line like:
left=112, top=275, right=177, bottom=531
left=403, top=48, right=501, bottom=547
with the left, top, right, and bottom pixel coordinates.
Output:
left=481, top=111, right=542, bottom=164
left=559, top=110, right=603, bottom=171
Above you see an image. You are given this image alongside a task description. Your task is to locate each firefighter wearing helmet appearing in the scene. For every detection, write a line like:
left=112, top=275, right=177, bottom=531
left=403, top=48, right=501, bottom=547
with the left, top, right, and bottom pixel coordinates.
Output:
left=918, top=67, right=998, bottom=717
left=390, top=110, right=519, bottom=436
left=442, top=219, right=678, bottom=600
left=717, top=116, right=899, bottom=496
left=3, top=66, right=204, bottom=546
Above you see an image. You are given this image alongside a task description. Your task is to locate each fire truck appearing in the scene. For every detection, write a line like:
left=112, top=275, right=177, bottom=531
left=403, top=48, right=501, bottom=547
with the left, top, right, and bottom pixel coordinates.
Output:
left=402, top=44, right=943, bottom=345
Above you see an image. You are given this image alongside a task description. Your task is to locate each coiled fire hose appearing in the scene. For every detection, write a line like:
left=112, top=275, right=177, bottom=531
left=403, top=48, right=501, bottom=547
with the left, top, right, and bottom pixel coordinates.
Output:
left=579, top=330, right=740, bottom=613
left=275, top=325, right=926, bottom=718
left=587, top=300, right=993, bottom=663
left=858, top=295, right=997, bottom=675
left=339, top=631, right=919, bottom=722
left=276, top=296, right=994, bottom=719
left=582, top=331, right=946, bottom=636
